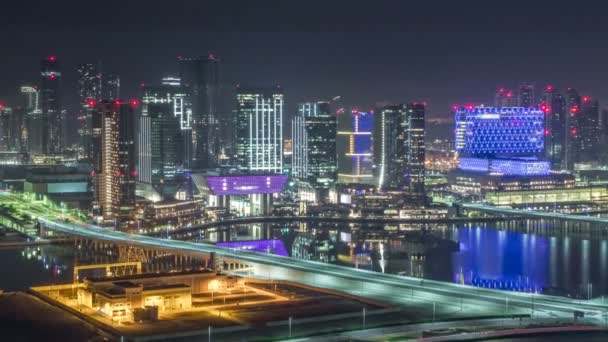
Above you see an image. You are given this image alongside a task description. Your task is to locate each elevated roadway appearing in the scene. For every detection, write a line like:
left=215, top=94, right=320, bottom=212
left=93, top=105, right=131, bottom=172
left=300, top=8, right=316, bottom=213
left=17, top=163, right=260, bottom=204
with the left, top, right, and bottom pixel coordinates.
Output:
left=40, top=217, right=608, bottom=322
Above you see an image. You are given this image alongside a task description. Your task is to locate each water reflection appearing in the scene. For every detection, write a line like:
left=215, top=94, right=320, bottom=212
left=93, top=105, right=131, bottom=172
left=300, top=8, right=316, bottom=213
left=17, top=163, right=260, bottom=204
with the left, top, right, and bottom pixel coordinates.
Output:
left=172, top=220, right=608, bottom=298
left=3, top=219, right=608, bottom=299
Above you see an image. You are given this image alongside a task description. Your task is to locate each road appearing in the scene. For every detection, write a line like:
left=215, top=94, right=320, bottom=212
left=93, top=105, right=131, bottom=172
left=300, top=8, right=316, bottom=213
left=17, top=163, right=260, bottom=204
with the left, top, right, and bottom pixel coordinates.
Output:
left=39, top=217, right=608, bottom=324
left=463, top=203, right=608, bottom=224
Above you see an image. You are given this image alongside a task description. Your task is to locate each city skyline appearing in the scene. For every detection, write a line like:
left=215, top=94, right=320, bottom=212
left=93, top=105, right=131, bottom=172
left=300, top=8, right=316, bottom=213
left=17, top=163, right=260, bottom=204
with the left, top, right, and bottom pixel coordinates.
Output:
left=2, top=3, right=608, bottom=120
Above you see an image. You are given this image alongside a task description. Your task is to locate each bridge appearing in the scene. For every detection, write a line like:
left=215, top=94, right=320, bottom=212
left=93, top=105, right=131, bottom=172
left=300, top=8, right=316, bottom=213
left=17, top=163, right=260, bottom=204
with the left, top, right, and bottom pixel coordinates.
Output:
left=463, top=203, right=608, bottom=225
left=39, top=217, right=608, bottom=323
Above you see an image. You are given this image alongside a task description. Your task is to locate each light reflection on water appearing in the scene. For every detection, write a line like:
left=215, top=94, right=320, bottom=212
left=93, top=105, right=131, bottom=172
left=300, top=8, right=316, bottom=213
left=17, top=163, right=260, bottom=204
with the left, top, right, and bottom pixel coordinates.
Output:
left=3, top=219, right=608, bottom=299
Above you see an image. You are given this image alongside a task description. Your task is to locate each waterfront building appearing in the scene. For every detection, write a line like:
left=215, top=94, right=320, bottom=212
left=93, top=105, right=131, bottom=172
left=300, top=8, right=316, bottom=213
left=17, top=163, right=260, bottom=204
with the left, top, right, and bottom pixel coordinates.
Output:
left=451, top=106, right=576, bottom=198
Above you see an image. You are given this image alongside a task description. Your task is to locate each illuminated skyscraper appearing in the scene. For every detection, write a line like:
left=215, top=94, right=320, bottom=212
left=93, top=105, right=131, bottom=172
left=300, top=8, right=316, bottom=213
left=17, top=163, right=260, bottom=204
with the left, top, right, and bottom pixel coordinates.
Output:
left=91, top=101, right=136, bottom=226
left=0, top=106, right=11, bottom=151
left=138, top=77, right=192, bottom=197
left=374, top=104, right=403, bottom=189
left=235, top=85, right=284, bottom=172
left=178, top=54, right=221, bottom=169
left=403, top=103, right=426, bottom=196
left=518, top=83, right=535, bottom=107
left=337, top=109, right=374, bottom=184
left=292, top=101, right=337, bottom=190
left=21, top=86, right=42, bottom=155
left=40, top=56, right=63, bottom=155
left=77, top=63, right=102, bottom=161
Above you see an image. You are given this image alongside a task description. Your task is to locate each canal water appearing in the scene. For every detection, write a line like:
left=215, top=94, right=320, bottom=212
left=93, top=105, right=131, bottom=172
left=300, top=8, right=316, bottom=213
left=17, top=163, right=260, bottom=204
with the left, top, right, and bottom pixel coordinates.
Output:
left=2, top=220, right=608, bottom=300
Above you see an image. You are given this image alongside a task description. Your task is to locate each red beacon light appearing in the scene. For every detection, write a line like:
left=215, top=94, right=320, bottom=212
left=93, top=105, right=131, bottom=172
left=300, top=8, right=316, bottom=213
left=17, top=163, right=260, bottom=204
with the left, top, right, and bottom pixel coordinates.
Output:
left=114, top=100, right=122, bottom=106
left=583, top=96, right=590, bottom=102
left=466, top=105, right=474, bottom=110
left=49, top=74, right=56, bottom=80
left=546, top=85, right=553, bottom=91
left=544, top=129, right=550, bottom=135
left=49, top=56, right=56, bottom=62
left=87, top=99, right=96, bottom=107
left=452, top=105, right=459, bottom=110
left=571, top=106, right=579, bottom=113
left=130, top=99, right=140, bottom=107
left=571, top=128, right=578, bottom=136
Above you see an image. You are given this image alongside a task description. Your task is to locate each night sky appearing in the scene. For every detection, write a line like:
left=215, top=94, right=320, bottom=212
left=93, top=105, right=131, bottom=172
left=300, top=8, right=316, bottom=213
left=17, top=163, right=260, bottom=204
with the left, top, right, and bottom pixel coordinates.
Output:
left=3, top=1, right=608, bottom=121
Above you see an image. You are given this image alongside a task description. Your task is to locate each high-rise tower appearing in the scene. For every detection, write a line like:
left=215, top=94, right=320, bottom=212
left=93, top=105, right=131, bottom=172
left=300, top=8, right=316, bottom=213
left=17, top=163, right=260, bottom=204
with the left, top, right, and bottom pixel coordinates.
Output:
left=91, top=101, right=136, bottom=227
left=40, top=56, right=62, bottom=155
left=235, top=85, right=284, bottom=173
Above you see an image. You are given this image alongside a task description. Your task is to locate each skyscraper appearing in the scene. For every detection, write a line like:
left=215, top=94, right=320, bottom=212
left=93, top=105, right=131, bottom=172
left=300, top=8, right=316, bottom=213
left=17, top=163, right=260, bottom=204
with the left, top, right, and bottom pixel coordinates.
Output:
left=40, top=56, right=62, bottom=155
left=21, top=86, right=42, bottom=156
left=138, top=77, right=192, bottom=197
left=540, top=85, right=567, bottom=169
left=235, top=85, right=284, bottom=173
left=579, top=96, right=600, bottom=162
left=77, top=63, right=102, bottom=161
left=0, top=106, right=11, bottom=152
left=178, top=54, right=221, bottom=169
left=337, top=109, right=374, bottom=184
left=403, top=103, right=426, bottom=197
left=91, top=101, right=136, bottom=227
left=518, top=83, right=535, bottom=107
left=102, top=74, right=120, bottom=101
left=292, top=102, right=337, bottom=191
left=494, top=88, right=516, bottom=107
left=374, top=104, right=403, bottom=190
left=564, top=88, right=582, bottom=170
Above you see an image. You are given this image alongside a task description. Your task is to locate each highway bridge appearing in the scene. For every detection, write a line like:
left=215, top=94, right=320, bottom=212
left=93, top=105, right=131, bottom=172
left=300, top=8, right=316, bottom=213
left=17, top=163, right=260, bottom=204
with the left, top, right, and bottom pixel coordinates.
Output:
left=463, top=203, right=608, bottom=225
left=39, top=217, right=608, bottom=323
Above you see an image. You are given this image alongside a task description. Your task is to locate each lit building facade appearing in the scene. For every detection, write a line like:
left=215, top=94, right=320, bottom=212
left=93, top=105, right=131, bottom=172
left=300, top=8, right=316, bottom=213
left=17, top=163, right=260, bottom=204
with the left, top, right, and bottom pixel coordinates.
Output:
left=138, top=78, right=192, bottom=197
left=40, top=56, right=63, bottom=155
left=403, top=103, right=426, bottom=197
left=235, top=85, right=284, bottom=173
left=374, top=105, right=403, bottom=189
left=292, top=101, right=337, bottom=191
left=337, top=110, right=374, bottom=184
left=450, top=106, right=573, bottom=197
left=22, top=86, right=42, bottom=156
left=92, top=101, right=136, bottom=226
left=77, top=63, right=102, bottom=161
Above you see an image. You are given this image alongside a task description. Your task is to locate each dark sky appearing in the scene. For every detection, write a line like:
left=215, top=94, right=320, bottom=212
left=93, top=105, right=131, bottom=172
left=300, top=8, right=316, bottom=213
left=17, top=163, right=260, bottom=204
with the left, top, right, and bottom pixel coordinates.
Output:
left=3, top=1, right=608, bottom=119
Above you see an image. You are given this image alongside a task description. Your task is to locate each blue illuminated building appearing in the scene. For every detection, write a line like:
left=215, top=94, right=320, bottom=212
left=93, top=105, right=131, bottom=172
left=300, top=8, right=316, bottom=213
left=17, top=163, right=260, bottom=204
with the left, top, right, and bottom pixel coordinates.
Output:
left=455, top=107, right=544, bottom=157
left=450, top=106, right=575, bottom=197
left=455, top=107, right=546, bottom=176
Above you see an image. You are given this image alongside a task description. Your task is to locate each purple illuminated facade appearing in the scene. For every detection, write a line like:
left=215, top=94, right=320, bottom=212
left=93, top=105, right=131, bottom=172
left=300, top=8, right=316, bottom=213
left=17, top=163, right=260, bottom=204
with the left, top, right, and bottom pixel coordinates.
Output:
left=216, top=239, right=289, bottom=256
left=205, top=174, right=288, bottom=195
